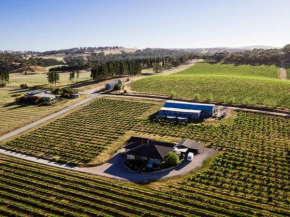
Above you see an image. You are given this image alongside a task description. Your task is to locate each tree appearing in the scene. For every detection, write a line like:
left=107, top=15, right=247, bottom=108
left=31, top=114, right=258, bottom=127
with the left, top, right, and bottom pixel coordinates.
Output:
left=69, top=71, right=75, bottom=84
left=152, top=63, right=163, bottom=74
left=165, top=152, right=180, bottom=167
left=47, top=71, right=59, bottom=86
left=0, top=70, right=9, bottom=87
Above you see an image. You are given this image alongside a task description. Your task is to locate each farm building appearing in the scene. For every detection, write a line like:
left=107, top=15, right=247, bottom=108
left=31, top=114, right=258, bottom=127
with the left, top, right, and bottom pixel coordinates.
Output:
left=174, top=139, right=204, bottom=156
left=161, top=100, right=216, bottom=118
left=105, top=81, right=117, bottom=90
left=158, top=107, right=201, bottom=121
left=125, top=137, right=175, bottom=165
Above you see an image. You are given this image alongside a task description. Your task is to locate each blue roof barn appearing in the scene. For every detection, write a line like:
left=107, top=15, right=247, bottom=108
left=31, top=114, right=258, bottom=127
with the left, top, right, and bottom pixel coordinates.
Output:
left=158, top=100, right=216, bottom=121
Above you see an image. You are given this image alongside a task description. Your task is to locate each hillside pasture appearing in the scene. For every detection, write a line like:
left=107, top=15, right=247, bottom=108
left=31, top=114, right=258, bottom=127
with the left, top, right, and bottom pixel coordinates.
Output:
left=8, top=71, right=91, bottom=87
left=132, top=63, right=290, bottom=109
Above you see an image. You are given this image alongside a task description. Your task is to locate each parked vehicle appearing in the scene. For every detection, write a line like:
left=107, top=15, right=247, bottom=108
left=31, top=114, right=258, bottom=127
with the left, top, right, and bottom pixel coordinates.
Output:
left=187, top=152, right=194, bottom=161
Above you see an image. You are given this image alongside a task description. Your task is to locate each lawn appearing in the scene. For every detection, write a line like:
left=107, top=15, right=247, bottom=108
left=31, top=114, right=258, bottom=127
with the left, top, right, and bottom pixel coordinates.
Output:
left=0, top=105, right=289, bottom=216
left=0, top=89, right=86, bottom=136
left=132, top=63, right=290, bottom=109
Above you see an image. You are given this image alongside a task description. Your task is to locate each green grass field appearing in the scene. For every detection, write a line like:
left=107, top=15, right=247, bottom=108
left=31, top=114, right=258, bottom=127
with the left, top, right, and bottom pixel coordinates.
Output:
left=132, top=63, right=290, bottom=109
left=0, top=99, right=289, bottom=216
left=0, top=90, right=86, bottom=136
left=8, top=71, right=91, bottom=87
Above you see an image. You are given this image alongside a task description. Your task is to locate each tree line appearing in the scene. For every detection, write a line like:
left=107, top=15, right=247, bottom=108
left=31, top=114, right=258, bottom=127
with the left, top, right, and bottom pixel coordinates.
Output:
left=90, top=60, right=142, bottom=81
left=90, top=54, right=197, bottom=81
left=205, top=44, right=290, bottom=64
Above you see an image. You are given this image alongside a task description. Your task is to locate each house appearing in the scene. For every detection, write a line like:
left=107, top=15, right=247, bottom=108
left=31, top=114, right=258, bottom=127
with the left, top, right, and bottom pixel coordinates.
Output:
left=105, top=81, right=117, bottom=90
left=125, top=137, right=175, bottom=165
left=174, top=139, right=204, bottom=156
left=25, top=91, right=45, bottom=98
left=162, top=100, right=216, bottom=118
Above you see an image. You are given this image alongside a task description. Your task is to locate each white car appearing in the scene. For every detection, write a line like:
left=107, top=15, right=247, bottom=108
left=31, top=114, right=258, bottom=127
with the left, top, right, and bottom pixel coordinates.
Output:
left=187, top=152, right=194, bottom=161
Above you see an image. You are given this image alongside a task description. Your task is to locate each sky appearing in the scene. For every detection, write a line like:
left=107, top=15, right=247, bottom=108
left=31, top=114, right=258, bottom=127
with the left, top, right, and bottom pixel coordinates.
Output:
left=0, top=0, right=290, bottom=51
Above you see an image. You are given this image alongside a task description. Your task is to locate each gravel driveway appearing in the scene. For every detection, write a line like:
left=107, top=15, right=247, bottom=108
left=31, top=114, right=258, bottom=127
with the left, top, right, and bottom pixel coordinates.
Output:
left=0, top=147, right=218, bottom=183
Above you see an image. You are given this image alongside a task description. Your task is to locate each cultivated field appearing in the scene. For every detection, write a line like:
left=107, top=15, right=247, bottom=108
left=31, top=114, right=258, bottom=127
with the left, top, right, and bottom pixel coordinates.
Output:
left=1, top=98, right=154, bottom=164
left=0, top=90, right=86, bottom=136
left=132, top=63, right=290, bottom=109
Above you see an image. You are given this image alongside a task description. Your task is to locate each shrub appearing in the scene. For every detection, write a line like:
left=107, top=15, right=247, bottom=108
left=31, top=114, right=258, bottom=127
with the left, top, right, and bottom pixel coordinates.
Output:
left=16, top=96, right=29, bottom=103
left=30, top=96, right=40, bottom=104
left=165, top=152, right=180, bottom=167
left=20, top=84, right=28, bottom=89
left=170, top=90, right=177, bottom=98
left=54, top=88, right=63, bottom=95
left=194, top=94, right=201, bottom=101
left=114, top=83, right=122, bottom=91
left=0, top=82, right=6, bottom=87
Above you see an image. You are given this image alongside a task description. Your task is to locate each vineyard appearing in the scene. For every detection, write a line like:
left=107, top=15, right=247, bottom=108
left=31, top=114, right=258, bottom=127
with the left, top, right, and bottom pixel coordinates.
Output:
left=132, top=63, right=290, bottom=109
left=0, top=90, right=85, bottom=136
left=0, top=126, right=289, bottom=217
left=1, top=98, right=153, bottom=164
left=176, top=63, right=279, bottom=78
left=133, top=111, right=290, bottom=209
left=0, top=97, right=289, bottom=216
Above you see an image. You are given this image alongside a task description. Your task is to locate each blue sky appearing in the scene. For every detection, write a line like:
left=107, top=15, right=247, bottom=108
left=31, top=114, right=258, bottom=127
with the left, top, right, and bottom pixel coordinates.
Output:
left=0, top=0, right=289, bottom=51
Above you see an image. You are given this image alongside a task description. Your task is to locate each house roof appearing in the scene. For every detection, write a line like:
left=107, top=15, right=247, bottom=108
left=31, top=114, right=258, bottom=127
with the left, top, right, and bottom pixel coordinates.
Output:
left=160, top=107, right=201, bottom=113
left=177, top=139, right=204, bottom=150
left=126, top=138, right=175, bottom=161
left=125, top=137, right=150, bottom=150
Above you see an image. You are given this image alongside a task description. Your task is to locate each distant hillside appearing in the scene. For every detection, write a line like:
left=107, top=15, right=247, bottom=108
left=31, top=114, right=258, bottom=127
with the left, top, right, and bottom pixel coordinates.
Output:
left=237, top=45, right=281, bottom=50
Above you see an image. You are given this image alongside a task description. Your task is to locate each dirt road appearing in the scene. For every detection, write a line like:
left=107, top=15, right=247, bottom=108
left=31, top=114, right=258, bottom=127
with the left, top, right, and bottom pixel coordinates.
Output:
left=279, top=62, right=287, bottom=80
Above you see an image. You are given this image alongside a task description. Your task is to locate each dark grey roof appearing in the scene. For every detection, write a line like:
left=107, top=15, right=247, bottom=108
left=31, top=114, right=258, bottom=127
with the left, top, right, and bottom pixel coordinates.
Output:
left=125, top=137, right=150, bottom=150
left=126, top=138, right=175, bottom=161
left=177, top=139, right=203, bottom=150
